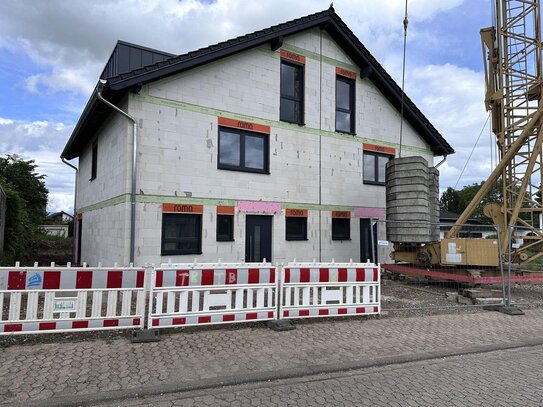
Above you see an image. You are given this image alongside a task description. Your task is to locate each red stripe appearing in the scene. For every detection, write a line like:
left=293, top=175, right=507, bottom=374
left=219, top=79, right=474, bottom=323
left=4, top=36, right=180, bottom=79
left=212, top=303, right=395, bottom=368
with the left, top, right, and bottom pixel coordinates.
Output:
left=338, top=308, right=348, bottom=315
left=248, top=269, right=259, bottom=284
left=152, top=319, right=160, bottom=327
left=201, top=269, right=214, bottom=285
left=176, top=270, right=190, bottom=286
left=299, top=268, right=310, bottom=283
left=246, top=312, right=257, bottom=320
left=4, top=323, right=22, bottom=332
left=283, top=310, right=290, bottom=317
left=226, top=269, right=238, bottom=284
left=319, top=309, right=329, bottom=316
left=356, top=307, right=366, bottom=314
left=155, top=270, right=163, bottom=287
left=223, top=314, right=236, bottom=322
left=103, top=319, right=119, bottom=327
left=136, top=271, right=145, bottom=288
left=269, top=268, right=275, bottom=283
left=132, top=318, right=141, bottom=326
left=76, top=271, right=92, bottom=289
left=319, top=268, right=329, bottom=282
left=284, top=268, right=290, bottom=283
left=268, top=311, right=274, bottom=318
left=172, top=317, right=186, bottom=325
left=8, top=271, right=26, bottom=290
left=373, top=306, right=379, bottom=313
left=39, top=322, right=56, bottom=330
left=198, top=316, right=211, bottom=323
left=356, top=268, right=366, bottom=282
left=43, top=271, right=61, bottom=289
left=373, top=268, right=379, bottom=282
left=338, top=268, right=348, bottom=282
left=72, top=320, right=88, bottom=329
left=299, top=310, right=309, bottom=317
left=107, top=271, right=123, bottom=288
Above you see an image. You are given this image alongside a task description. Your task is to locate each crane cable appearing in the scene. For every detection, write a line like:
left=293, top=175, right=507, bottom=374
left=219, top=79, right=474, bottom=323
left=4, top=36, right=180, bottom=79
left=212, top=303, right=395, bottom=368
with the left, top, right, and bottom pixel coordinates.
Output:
left=398, top=0, right=408, bottom=158
left=453, top=114, right=491, bottom=190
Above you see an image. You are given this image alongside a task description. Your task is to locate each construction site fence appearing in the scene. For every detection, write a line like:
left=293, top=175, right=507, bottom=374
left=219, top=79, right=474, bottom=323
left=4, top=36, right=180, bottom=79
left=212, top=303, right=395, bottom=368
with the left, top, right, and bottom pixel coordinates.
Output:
left=372, top=220, right=508, bottom=312
left=505, top=225, right=543, bottom=306
left=0, top=260, right=380, bottom=336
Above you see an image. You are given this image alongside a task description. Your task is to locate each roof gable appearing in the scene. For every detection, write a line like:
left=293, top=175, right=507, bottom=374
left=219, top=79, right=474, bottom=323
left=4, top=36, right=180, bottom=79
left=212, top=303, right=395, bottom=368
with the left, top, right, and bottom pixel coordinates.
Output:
left=62, top=6, right=454, bottom=160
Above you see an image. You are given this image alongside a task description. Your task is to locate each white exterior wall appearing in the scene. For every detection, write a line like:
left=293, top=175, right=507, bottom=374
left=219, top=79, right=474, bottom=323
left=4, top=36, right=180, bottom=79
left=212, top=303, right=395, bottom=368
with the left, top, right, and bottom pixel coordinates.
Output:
left=77, top=28, right=439, bottom=266
left=76, top=99, right=131, bottom=265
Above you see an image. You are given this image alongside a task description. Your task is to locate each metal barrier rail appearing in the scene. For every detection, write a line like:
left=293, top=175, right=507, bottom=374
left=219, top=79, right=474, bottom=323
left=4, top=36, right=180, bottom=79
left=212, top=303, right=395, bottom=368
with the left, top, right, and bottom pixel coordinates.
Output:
left=280, top=262, right=380, bottom=319
left=149, top=262, right=277, bottom=328
left=0, top=263, right=146, bottom=335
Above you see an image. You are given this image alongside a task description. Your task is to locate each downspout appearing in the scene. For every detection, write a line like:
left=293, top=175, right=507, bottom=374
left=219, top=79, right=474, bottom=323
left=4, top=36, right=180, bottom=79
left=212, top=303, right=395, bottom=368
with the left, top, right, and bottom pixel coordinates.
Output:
left=61, top=157, right=78, bottom=262
left=96, top=79, right=137, bottom=265
left=435, top=155, right=447, bottom=168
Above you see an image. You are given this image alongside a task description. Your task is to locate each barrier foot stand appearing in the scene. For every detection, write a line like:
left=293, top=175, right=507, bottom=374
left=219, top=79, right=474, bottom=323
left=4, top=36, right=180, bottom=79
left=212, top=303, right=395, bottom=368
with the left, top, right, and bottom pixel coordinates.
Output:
left=268, top=319, right=296, bottom=331
left=131, top=329, right=161, bottom=343
left=483, top=305, right=525, bottom=316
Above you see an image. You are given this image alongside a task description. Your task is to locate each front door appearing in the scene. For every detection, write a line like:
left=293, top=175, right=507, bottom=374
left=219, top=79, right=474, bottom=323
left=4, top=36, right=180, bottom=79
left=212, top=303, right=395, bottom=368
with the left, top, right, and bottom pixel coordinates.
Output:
left=245, top=215, right=272, bottom=262
left=360, top=218, right=377, bottom=263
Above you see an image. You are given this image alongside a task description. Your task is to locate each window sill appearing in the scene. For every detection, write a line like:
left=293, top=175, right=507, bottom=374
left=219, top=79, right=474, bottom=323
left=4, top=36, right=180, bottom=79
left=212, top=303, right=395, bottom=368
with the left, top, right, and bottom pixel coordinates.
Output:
left=280, top=119, right=305, bottom=126
left=216, top=238, right=235, bottom=242
left=363, top=181, right=386, bottom=186
left=218, top=166, right=270, bottom=175
left=286, top=237, right=308, bottom=241
left=161, top=251, right=203, bottom=256
left=332, top=238, right=352, bottom=241
left=335, top=129, right=356, bottom=136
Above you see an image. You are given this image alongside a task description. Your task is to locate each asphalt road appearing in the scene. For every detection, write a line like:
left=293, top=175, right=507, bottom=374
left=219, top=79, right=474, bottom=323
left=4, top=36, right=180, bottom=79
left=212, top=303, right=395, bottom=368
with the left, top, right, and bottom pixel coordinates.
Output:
left=97, top=344, right=543, bottom=406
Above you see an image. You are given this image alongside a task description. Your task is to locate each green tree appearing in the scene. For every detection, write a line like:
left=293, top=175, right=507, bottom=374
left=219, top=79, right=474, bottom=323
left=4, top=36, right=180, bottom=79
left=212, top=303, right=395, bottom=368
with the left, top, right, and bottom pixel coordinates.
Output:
left=440, top=181, right=501, bottom=224
left=0, top=155, right=48, bottom=264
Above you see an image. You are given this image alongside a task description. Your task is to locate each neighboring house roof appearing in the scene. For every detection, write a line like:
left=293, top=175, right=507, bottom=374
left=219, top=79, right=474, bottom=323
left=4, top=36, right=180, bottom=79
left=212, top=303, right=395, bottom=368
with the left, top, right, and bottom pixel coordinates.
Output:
left=48, top=211, right=74, bottom=220
left=62, top=6, right=455, bottom=160
left=439, top=209, right=481, bottom=225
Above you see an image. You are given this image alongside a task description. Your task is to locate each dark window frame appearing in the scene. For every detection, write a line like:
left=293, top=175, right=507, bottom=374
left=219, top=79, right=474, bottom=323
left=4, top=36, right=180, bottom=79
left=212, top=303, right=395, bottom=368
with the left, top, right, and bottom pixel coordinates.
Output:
left=218, top=126, right=269, bottom=174
left=216, top=214, right=234, bottom=241
left=161, top=213, right=202, bottom=256
left=363, top=151, right=393, bottom=186
left=285, top=216, right=308, bottom=241
left=90, top=142, right=98, bottom=181
left=332, top=218, right=351, bottom=241
left=280, top=60, right=305, bottom=125
left=335, top=75, right=355, bottom=134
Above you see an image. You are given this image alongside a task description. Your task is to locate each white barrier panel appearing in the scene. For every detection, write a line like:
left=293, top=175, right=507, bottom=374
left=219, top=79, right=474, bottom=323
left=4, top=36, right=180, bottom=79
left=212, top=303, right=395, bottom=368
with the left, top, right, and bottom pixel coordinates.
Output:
left=281, top=262, right=380, bottom=319
left=0, top=264, right=146, bottom=335
left=149, top=263, right=277, bottom=328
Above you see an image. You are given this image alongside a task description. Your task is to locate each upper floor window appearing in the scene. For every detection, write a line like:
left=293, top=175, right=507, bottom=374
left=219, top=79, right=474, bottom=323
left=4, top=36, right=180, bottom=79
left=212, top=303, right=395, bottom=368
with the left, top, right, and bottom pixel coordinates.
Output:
left=336, top=75, right=355, bottom=133
left=218, top=126, right=269, bottom=174
left=280, top=60, right=304, bottom=124
left=363, top=151, right=392, bottom=185
left=90, top=142, right=98, bottom=181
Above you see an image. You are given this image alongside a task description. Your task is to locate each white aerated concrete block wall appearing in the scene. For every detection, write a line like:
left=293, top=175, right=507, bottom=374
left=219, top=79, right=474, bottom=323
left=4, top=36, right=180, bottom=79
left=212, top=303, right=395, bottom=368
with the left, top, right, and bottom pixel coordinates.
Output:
left=77, top=28, right=436, bottom=266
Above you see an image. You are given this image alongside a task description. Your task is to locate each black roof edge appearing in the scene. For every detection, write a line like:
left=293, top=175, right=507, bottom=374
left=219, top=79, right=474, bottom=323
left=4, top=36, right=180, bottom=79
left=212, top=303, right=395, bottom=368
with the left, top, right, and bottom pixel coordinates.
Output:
left=64, top=7, right=454, bottom=159
left=115, top=40, right=176, bottom=57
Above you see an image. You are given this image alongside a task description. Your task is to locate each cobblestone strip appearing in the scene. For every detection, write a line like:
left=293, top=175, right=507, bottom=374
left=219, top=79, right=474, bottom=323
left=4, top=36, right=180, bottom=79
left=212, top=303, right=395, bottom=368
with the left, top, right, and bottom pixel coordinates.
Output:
left=3, top=309, right=543, bottom=405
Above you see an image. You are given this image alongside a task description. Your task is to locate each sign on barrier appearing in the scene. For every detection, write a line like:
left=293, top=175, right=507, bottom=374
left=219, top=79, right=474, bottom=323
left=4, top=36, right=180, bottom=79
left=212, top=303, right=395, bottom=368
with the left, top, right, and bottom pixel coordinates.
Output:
left=149, top=262, right=277, bottom=328
left=0, top=263, right=146, bottom=335
left=280, top=262, right=380, bottom=319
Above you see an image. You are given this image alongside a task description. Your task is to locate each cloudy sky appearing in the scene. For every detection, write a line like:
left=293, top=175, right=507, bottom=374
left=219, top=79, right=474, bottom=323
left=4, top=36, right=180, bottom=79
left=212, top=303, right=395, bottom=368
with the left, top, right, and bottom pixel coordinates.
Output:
left=0, top=0, right=495, bottom=213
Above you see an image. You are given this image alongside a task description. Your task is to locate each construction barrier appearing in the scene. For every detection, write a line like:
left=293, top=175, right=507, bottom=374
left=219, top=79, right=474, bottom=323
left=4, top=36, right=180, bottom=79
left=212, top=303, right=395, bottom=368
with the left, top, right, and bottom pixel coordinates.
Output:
left=0, top=263, right=146, bottom=334
left=280, top=262, right=380, bottom=319
left=148, top=262, right=277, bottom=328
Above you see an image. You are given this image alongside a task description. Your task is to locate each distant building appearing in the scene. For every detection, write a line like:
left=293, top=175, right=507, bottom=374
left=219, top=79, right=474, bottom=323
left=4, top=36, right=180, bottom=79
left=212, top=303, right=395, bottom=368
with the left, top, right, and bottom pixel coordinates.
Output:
left=439, top=209, right=495, bottom=239
left=47, top=211, right=74, bottom=223
left=62, top=7, right=453, bottom=266
left=39, top=211, right=73, bottom=238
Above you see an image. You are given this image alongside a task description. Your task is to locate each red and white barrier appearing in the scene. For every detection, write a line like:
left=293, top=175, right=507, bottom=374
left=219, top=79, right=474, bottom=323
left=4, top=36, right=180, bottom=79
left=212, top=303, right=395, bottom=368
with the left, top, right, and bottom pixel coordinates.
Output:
left=149, top=262, right=277, bottom=328
left=280, top=262, right=380, bottom=319
left=0, top=263, right=146, bottom=335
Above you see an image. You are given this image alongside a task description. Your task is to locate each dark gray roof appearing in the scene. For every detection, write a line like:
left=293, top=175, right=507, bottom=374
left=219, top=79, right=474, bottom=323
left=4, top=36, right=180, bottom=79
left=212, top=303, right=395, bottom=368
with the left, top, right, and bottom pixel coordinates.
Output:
left=62, top=6, right=454, bottom=160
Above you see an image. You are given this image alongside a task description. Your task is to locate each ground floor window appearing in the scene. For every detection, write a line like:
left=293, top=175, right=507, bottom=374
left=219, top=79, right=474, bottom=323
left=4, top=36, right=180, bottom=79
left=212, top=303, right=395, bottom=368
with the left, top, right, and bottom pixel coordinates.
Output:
left=286, top=216, right=307, bottom=240
left=217, top=214, right=234, bottom=241
left=332, top=218, right=351, bottom=240
left=161, top=213, right=202, bottom=255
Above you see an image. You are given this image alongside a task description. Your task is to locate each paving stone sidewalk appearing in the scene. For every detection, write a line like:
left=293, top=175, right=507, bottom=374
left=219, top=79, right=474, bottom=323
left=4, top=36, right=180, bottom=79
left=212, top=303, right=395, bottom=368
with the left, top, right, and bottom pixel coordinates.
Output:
left=2, top=309, right=543, bottom=406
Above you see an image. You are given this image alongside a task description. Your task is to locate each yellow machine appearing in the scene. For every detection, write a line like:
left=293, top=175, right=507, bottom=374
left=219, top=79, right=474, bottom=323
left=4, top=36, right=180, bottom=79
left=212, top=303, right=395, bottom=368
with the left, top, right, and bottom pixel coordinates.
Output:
left=392, top=0, right=543, bottom=270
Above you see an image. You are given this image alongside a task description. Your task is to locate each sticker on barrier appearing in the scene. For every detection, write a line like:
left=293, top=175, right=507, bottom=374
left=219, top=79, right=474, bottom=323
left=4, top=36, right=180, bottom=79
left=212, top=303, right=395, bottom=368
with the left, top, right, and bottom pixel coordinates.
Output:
left=0, top=264, right=146, bottom=335
left=149, top=263, right=277, bottom=328
left=280, top=262, right=380, bottom=319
